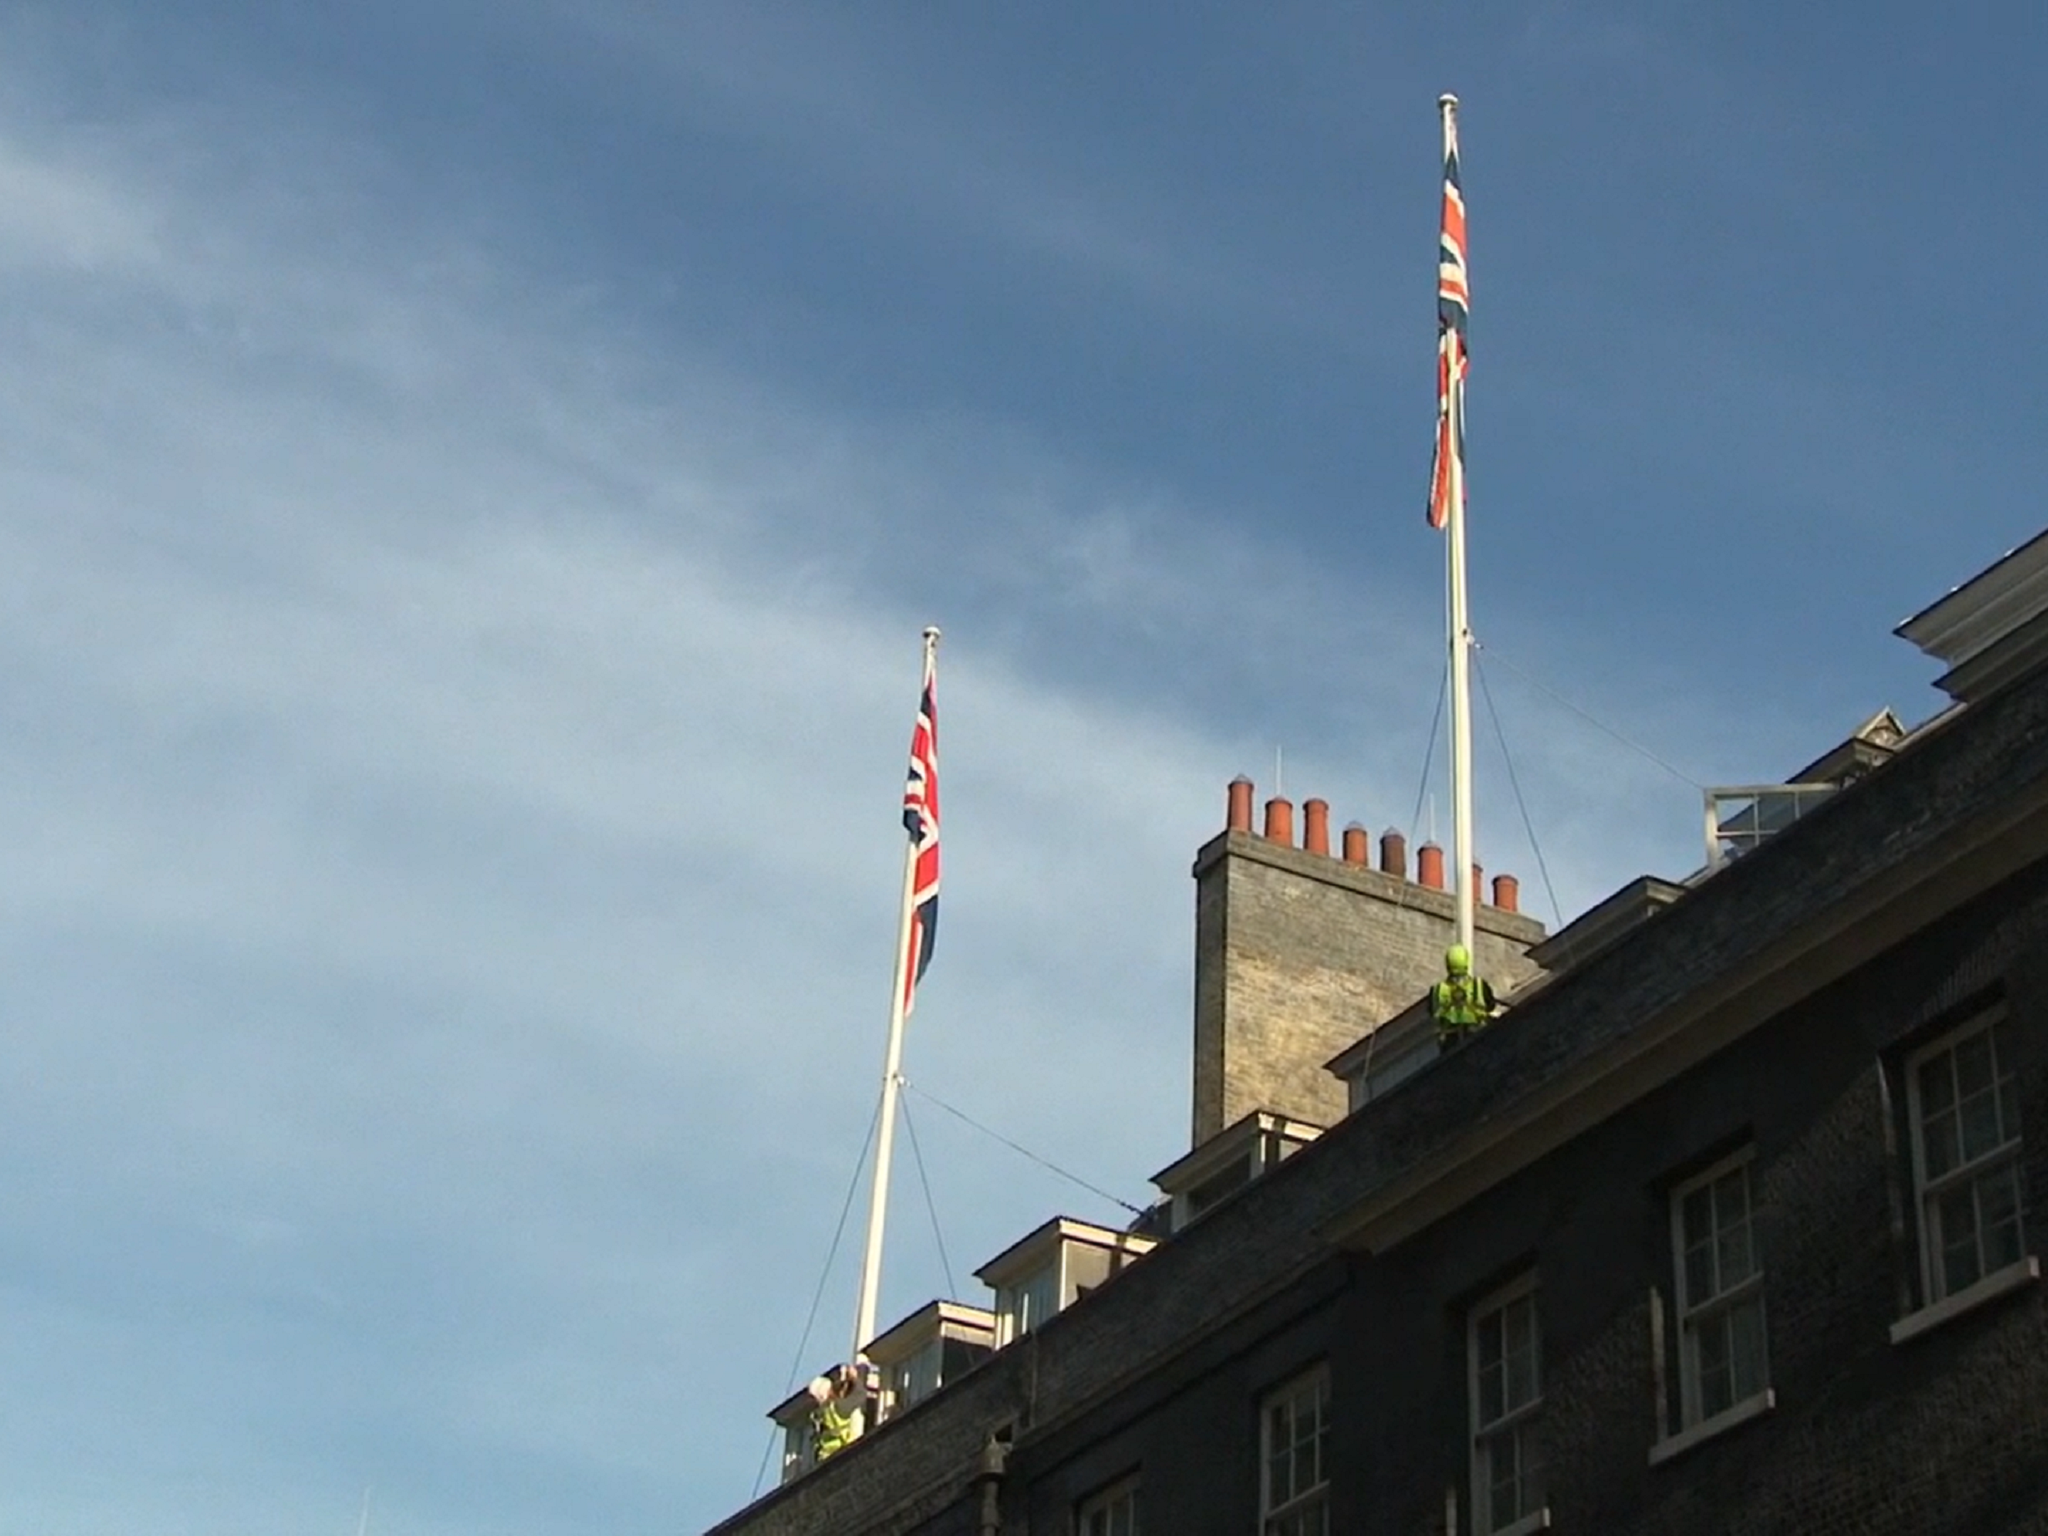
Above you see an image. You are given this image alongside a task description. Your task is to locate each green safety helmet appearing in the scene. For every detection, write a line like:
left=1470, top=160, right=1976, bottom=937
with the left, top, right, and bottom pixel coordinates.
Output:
left=1444, top=944, right=1472, bottom=975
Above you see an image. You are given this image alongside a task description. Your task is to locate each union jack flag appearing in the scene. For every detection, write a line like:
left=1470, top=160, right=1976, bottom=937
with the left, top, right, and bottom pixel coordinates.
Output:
left=900, top=645, right=940, bottom=1015
left=1428, top=104, right=1468, bottom=530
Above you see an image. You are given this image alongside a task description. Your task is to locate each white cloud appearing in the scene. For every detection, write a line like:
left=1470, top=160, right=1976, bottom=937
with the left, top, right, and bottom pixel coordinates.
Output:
left=0, top=99, right=1234, bottom=1532
left=0, top=134, right=158, bottom=271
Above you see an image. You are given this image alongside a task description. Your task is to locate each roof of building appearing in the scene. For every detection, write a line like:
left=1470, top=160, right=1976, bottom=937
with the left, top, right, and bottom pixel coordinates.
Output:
left=1523, top=874, right=1687, bottom=975
left=1784, top=705, right=1909, bottom=785
left=1149, top=1109, right=1322, bottom=1198
left=1897, top=526, right=2048, bottom=702
left=861, top=1300, right=995, bottom=1370
left=971, top=1216, right=1156, bottom=1289
left=716, top=527, right=2048, bottom=1535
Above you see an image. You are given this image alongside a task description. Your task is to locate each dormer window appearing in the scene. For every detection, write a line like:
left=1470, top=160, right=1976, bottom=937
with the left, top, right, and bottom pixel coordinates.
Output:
left=974, top=1218, right=1156, bottom=1347
left=1152, top=1112, right=1323, bottom=1233
left=863, top=1300, right=995, bottom=1423
left=766, top=1388, right=821, bottom=1485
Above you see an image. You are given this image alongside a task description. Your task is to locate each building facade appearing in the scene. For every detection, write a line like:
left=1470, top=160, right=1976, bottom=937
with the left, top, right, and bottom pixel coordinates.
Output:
left=710, top=530, right=2048, bottom=1536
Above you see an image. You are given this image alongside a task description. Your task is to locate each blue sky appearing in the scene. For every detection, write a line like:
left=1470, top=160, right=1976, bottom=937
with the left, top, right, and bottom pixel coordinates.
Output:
left=0, top=3, right=2041, bottom=1532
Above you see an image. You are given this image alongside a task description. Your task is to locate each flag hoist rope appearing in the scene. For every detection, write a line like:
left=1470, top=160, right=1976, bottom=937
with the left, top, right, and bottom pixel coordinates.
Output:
left=852, top=625, right=940, bottom=1358
left=1441, top=91, right=1477, bottom=959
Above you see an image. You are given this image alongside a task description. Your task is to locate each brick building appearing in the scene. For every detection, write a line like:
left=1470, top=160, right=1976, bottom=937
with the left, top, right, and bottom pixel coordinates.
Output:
left=709, top=528, right=2048, bottom=1536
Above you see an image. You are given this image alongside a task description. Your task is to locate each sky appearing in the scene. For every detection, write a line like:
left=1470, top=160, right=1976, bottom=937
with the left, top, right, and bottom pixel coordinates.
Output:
left=1, top=3, right=2043, bottom=1532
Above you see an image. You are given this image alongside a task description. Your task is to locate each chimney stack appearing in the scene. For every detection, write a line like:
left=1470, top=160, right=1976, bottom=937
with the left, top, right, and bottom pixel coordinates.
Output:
left=1191, top=781, right=1546, bottom=1142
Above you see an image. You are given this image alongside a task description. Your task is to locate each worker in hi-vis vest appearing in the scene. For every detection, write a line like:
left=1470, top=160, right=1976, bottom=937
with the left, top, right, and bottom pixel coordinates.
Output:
left=806, top=1361, right=872, bottom=1462
left=1430, top=943, right=1500, bottom=1049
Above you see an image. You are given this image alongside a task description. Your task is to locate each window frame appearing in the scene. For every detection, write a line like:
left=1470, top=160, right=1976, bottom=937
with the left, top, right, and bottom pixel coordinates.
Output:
left=1258, top=1364, right=1331, bottom=1536
left=1667, top=1146, right=1769, bottom=1430
left=1075, top=1472, right=1140, bottom=1536
left=995, top=1256, right=1064, bottom=1346
left=1904, top=1007, right=2027, bottom=1306
left=884, top=1338, right=944, bottom=1416
left=778, top=1415, right=816, bottom=1485
left=1467, top=1271, right=1544, bottom=1536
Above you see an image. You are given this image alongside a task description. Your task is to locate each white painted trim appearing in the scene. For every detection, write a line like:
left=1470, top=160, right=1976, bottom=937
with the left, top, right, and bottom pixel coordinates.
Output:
left=1648, top=1387, right=1775, bottom=1466
left=974, top=1216, right=1156, bottom=1291
left=1075, top=1472, right=1141, bottom=1536
left=1468, top=1273, right=1542, bottom=1536
left=994, top=1262, right=1058, bottom=1348
left=1902, top=1005, right=2020, bottom=1305
left=1667, top=1146, right=1766, bottom=1430
left=1889, top=1254, right=2039, bottom=1345
left=1258, top=1364, right=1331, bottom=1527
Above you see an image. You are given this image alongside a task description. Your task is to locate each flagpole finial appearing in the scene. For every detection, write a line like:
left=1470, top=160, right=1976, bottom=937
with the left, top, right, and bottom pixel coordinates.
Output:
left=1439, top=92, right=1459, bottom=111
left=922, top=625, right=941, bottom=644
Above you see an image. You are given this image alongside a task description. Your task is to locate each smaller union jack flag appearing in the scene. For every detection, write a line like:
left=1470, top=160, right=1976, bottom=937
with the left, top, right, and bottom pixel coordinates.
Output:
left=1429, top=101, right=1468, bottom=531
left=900, top=641, right=940, bottom=1015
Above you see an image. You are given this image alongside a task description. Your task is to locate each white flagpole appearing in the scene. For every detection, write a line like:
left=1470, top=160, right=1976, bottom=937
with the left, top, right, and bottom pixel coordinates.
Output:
left=1441, top=93, right=1477, bottom=959
left=852, top=626, right=939, bottom=1358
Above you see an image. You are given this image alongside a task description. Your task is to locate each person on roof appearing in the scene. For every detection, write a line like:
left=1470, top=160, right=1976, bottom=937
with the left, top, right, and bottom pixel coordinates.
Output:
left=1430, top=943, right=1500, bottom=1050
left=806, top=1360, right=873, bottom=1463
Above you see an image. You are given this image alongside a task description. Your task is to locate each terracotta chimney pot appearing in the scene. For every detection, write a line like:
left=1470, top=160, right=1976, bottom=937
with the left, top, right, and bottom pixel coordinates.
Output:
left=1263, top=796, right=1294, bottom=844
left=1342, top=823, right=1370, bottom=865
left=1226, top=776, right=1255, bottom=833
left=1302, top=798, right=1331, bottom=855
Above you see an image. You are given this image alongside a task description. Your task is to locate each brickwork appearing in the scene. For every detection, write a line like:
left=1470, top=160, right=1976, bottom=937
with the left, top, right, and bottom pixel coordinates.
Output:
left=708, top=659, right=2048, bottom=1536
left=1354, top=857, right=2048, bottom=1536
left=1191, top=831, right=1545, bottom=1141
